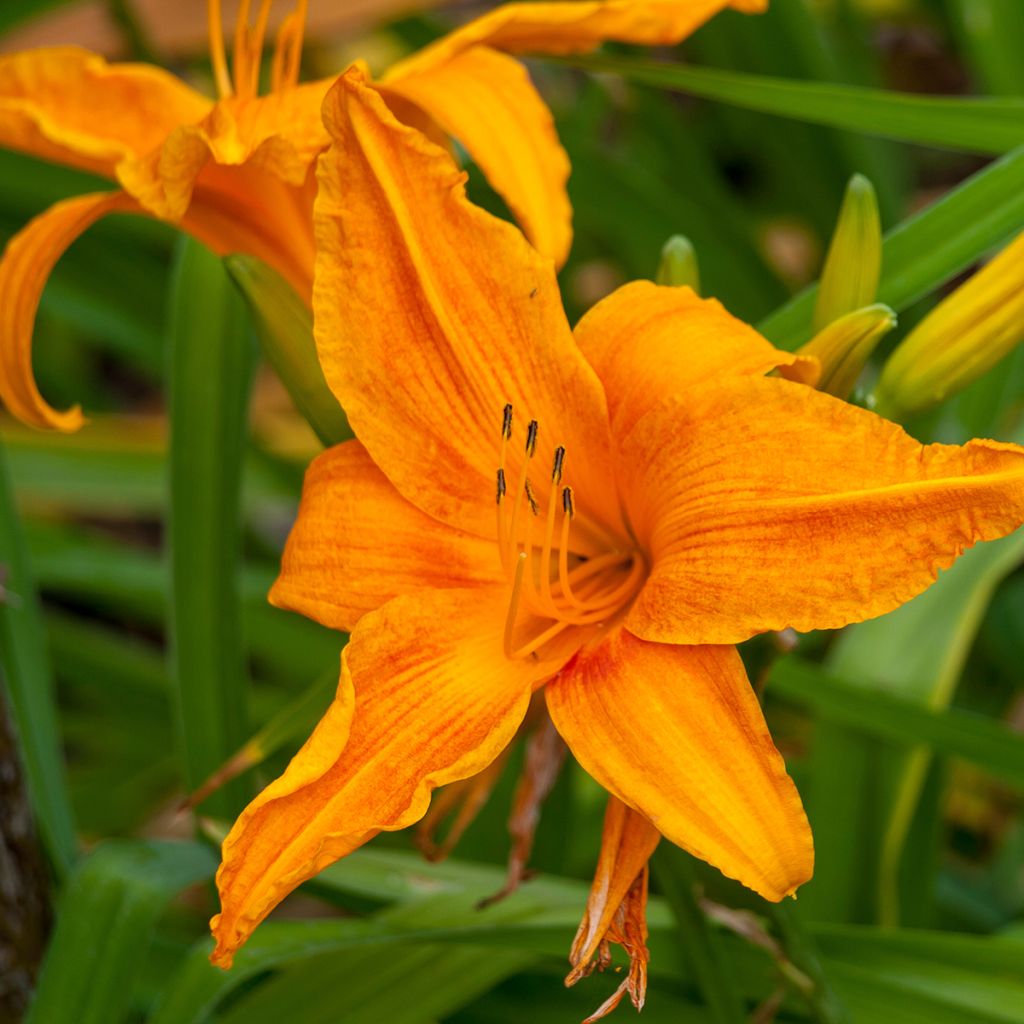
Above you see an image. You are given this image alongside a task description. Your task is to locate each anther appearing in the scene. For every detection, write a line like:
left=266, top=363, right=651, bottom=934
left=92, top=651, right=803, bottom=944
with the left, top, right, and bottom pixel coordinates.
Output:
left=562, top=486, right=575, bottom=519
left=525, top=420, right=539, bottom=457
left=502, top=403, right=513, bottom=440
left=524, top=479, right=540, bottom=516
left=496, top=468, right=507, bottom=504
left=551, top=446, right=566, bottom=484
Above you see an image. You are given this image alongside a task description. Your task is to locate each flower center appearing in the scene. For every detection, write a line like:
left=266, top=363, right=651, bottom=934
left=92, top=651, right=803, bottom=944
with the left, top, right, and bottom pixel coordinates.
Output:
left=207, top=0, right=309, bottom=100
left=495, top=404, right=644, bottom=662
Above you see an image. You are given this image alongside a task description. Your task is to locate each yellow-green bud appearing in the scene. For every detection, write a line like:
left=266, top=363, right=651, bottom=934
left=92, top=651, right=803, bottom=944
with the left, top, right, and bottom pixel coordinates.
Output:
left=813, top=174, right=882, bottom=332
left=797, top=304, right=896, bottom=400
left=656, top=235, right=700, bottom=292
left=225, top=254, right=350, bottom=447
left=874, top=232, right=1024, bottom=418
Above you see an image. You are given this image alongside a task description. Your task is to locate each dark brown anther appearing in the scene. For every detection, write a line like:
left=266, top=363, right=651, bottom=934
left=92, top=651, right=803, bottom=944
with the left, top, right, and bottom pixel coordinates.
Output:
left=502, top=403, right=513, bottom=440
left=562, top=486, right=575, bottom=519
left=496, top=468, right=507, bottom=504
left=551, top=446, right=566, bottom=484
left=524, top=479, right=540, bottom=516
left=525, top=419, right=539, bottom=457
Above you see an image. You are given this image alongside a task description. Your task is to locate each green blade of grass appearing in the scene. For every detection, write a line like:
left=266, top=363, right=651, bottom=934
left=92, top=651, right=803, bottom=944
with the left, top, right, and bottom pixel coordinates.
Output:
left=0, top=435, right=76, bottom=876
left=759, top=144, right=1024, bottom=348
left=551, top=55, right=1024, bottom=155
left=165, top=239, right=254, bottom=817
left=26, top=840, right=215, bottom=1024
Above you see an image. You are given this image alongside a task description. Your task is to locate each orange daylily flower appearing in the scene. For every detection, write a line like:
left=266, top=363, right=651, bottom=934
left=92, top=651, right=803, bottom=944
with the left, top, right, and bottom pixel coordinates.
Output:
left=0, top=0, right=763, bottom=432
left=209, top=70, right=1024, bottom=1010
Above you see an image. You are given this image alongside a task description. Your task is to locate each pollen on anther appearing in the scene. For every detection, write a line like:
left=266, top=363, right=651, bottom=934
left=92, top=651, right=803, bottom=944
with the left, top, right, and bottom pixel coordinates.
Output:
left=525, top=479, right=540, bottom=516
left=551, top=446, right=566, bottom=484
left=562, top=486, right=575, bottom=519
left=496, top=468, right=507, bottom=504
left=525, top=420, right=539, bottom=457
left=502, top=403, right=513, bottom=440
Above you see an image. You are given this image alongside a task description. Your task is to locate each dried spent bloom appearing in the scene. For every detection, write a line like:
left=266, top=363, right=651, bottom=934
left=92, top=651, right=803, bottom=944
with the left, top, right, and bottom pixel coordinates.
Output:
left=0, top=0, right=763, bottom=431
left=210, top=72, right=1024, bottom=1015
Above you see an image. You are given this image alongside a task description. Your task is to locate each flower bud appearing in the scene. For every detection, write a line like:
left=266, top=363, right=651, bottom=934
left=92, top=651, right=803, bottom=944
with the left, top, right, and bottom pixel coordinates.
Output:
left=813, top=174, right=882, bottom=332
left=797, top=303, right=896, bottom=399
left=225, top=254, right=350, bottom=447
left=874, top=232, right=1024, bottom=418
left=656, top=235, right=700, bottom=292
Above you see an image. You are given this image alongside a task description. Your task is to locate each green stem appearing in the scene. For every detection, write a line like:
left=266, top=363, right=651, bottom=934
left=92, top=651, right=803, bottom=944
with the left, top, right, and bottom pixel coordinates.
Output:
left=650, top=845, right=747, bottom=1024
left=768, top=901, right=850, bottom=1024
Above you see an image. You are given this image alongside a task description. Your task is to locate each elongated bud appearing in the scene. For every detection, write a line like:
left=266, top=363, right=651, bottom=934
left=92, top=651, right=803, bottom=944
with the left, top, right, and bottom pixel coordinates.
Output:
left=225, top=254, right=351, bottom=447
left=813, top=175, right=881, bottom=332
left=874, top=232, right=1024, bottom=418
left=795, top=303, right=896, bottom=399
left=655, top=235, right=700, bottom=292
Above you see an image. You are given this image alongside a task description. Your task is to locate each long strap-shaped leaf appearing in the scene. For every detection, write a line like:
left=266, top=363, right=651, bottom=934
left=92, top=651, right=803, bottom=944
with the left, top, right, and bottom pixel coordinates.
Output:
left=27, top=840, right=215, bottom=1024
left=165, top=239, right=254, bottom=817
left=553, top=55, right=1024, bottom=155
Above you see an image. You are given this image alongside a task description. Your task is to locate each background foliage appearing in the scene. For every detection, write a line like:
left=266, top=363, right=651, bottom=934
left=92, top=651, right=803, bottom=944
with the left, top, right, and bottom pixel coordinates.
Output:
left=1, top=1, right=1023, bottom=1022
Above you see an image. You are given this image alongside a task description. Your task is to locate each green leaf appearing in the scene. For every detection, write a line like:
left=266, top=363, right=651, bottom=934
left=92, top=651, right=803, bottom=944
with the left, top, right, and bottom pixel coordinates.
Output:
left=165, top=239, right=255, bottom=816
left=760, top=144, right=1024, bottom=349
left=27, top=840, right=215, bottom=1024
left=769, top=654, right=1024, bottom=788
left=552, top=55, right=1024, bottom=155
left=0, top=435, right=77, bottom=875
left=214, top=945, right=536, bottom=1024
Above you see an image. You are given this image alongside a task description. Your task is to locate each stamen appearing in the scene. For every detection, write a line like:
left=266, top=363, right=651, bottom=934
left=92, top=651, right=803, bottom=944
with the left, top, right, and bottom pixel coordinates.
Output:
left=551, top=445, right=565, bottom=484
left=525, top=419, right=539, bottom=457
left=503, top=552, right=528, bottom=660
left=233, top=0, right=253, bottom=99
left=496, top=468, right=507, bottom=505
left=207, top=0, right=233, bottom=97
left=246, top=0, right=274, bottom=97
left=562, top=486, right=575, bottom=518
left=502, top=403, right=513, bottom=440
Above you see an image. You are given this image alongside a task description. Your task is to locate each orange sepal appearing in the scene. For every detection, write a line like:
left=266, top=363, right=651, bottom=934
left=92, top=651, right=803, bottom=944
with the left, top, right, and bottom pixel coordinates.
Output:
left=0, top=190, right=136, bottom=431
left=211, top=586, right=551, bottom=967
left=385, top=1, right=767, bottom=79
left=0, top=46, right=209, bottom=180
left=381, top=47, right=571, bottom=267
left=574, top=280, right=818, bottom=438
left=547, top=629, right=813, bottom=902
left=621, top=375, right=1024, bottom=645
left=269, top=440, right=501, bottom=634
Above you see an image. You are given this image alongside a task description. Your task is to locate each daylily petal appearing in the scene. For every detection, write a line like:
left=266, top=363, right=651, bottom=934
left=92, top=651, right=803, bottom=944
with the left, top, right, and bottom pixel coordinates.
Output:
left=314, top=70, right=620, bottom=540
left=384, top=0, right=766, bottom=80
left=381, top=47, right=571, bottom=267
left=574, top=281, right=818, bottom=438
left=622, top=376, right=1024, bottom=645
left=117, top=81, right=331, bottom=221
left=0, top=46, right=209, bottom=179
left=547, top=629, right=813, bottom=901
left=0, top=190, right=136, bottom=431
left=183, top=166, right=317, bottom=300
left=269, top=440, right=503, bottom=633
left=212, top=585, right=545, bottom=966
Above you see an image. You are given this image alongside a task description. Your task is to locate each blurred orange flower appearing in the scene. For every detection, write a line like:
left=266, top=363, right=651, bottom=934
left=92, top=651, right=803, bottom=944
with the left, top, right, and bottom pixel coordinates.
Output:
left=210, top=70, right=1024, bottom=1012
left=0, top=0, right=764, bottom=431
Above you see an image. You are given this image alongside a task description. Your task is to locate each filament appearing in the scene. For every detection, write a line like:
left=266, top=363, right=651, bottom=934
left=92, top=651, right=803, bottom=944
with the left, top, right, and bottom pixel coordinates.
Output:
left=207, top=0, right=233, bottom=97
